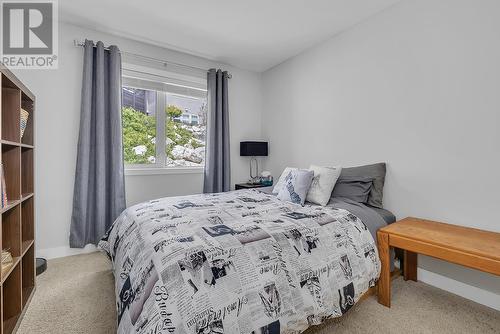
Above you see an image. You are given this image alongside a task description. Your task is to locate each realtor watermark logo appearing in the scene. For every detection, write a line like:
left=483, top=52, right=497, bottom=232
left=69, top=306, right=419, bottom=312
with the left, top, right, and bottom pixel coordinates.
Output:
left=1, top=0, right=58, bottom=69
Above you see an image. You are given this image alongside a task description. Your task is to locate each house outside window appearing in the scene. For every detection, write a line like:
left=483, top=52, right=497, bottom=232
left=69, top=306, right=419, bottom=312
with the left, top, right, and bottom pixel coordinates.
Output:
left=174, top=112, right=200, bottom=125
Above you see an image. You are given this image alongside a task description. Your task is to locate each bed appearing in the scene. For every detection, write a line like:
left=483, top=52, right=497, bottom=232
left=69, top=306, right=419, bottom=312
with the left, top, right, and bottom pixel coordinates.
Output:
left=100, top=188, right=392, bottom=334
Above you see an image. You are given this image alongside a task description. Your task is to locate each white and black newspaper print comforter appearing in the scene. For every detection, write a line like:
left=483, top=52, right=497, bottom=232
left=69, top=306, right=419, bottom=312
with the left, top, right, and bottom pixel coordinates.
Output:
left=99, top=189, right=380, bottom=334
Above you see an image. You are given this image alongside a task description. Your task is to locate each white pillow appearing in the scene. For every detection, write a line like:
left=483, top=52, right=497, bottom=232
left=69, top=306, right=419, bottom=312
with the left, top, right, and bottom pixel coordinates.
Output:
left=272, top=167, right=298, bottom=194
left=277, top=169, right=314, bottom=206
left=306, top=165, right=342, bottom=206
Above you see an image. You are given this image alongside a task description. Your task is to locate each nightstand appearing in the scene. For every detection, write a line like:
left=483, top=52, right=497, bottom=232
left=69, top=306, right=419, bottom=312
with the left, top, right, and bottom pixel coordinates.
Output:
left=235, top=183, right=271, bottom=190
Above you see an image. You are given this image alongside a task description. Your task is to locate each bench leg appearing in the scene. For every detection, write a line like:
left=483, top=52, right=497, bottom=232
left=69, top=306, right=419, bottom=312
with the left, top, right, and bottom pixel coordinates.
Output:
left=377, top=231, right=391, bottom=307
left=404, top=250, right=418, bottom=282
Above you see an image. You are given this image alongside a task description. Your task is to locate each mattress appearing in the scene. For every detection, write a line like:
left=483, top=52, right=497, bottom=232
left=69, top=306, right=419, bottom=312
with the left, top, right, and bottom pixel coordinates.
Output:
left=100, top=189, right=381, bottom=334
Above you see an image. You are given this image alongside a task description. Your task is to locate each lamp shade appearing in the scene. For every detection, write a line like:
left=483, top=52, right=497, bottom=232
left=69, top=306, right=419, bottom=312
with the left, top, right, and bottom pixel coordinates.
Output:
left=240, top=141, right=268, bottom=156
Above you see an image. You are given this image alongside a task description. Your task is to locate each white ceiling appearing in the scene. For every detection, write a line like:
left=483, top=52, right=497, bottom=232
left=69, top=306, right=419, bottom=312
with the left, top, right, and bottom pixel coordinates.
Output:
left=59, top=0, right=400, bottom=72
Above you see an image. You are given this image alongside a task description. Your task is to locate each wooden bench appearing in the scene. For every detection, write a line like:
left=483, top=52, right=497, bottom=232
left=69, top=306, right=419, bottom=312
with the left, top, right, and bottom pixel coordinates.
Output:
left=377, top=217, right=500, bottom=307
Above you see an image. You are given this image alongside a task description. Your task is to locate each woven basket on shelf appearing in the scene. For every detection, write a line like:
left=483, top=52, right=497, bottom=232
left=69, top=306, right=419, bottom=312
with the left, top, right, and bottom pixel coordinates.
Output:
left=1, top=249, right=13, bottom=275
left=2, top=249, right=12, bottom=265
left=20, top=108, right=29, bottom=138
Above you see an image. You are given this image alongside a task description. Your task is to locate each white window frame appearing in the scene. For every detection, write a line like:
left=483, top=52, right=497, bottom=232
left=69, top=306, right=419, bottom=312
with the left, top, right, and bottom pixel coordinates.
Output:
left=122, top=67, right=207, bottom=175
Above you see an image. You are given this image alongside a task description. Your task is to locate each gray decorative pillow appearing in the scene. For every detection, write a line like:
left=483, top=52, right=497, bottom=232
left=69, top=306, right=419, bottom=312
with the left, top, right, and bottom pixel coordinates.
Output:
left=277, top=169, right=314, bottom=206
left=338, top=163, right=386, bottom=208
left=331, top=176, right=374, bottom=203
left=272, top=167, right=298, bottom=194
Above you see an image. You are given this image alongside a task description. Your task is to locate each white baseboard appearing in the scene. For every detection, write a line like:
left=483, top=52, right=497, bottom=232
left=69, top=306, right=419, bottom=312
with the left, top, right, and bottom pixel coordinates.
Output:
left=418, top=268, right=500, bottom=311
left=36, top=244, right=98, bottom=260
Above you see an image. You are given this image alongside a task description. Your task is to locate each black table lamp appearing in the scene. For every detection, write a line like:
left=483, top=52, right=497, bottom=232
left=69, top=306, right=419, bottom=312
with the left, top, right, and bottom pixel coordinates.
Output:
left=240, top=141, right=268, bottom=183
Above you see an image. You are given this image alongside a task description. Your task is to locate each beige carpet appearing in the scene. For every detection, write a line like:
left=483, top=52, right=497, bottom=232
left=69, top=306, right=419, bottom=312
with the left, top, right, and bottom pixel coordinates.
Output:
left=17, top=252, right=500, bottom=334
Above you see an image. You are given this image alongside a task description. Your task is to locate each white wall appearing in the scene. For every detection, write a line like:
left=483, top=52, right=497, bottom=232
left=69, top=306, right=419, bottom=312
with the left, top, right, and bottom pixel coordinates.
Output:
left=12, top=21, right=263, bottom=258
left=262, top=0, right=500, bottom=308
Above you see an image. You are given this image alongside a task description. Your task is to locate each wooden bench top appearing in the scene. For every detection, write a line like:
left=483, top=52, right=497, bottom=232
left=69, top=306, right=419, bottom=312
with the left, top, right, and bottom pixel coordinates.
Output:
left=379, top=217, right=500, bottom=262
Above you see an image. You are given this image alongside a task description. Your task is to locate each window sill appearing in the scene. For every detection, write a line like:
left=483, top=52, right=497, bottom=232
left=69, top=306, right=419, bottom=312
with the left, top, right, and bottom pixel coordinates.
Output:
left=125, top=167, right=204, bottom=176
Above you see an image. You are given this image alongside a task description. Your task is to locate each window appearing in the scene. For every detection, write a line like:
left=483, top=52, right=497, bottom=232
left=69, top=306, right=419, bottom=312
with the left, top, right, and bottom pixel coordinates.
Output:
left=122, top=75, right=207, bottom=170
left=122, top=86, right=157, bottom=164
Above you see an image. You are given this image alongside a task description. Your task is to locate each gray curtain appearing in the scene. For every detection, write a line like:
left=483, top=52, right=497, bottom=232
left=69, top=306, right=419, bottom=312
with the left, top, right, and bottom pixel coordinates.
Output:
left=203, top=69, right=230, bottom=193
left=70, top=40, right=126, bottom=247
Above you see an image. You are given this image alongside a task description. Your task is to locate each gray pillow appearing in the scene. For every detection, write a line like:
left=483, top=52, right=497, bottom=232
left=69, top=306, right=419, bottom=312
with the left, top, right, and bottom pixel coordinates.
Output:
left=331, top=176, right=374, bottom=203
left=338, top=163, right=386, bottom=208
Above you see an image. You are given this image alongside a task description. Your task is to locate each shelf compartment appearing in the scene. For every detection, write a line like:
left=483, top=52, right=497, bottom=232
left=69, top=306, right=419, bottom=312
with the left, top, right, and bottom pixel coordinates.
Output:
left=21, top=147, right=33, bottom=196
left=2, top=261, right=22, bottom=334
left=1, top=200, right=19, bottom=214
left=21, top=196, right=34, bottom=255
left=21, top=240, right=33, bottom=257
left=1, top=75, right=21, bottom=143
left=21, top=244, right=35, bottom=308
left=21, top=193, right=33, bottom=202
left=2, top=145, right=20, bottom=202
left=2, top=204, right=20, bottom=260
left=21, top=94, right=33, bottom=146
left=1, top=256, right=20, bottom=284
